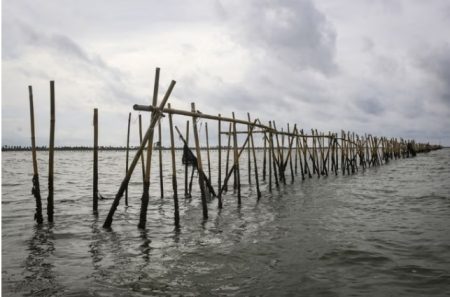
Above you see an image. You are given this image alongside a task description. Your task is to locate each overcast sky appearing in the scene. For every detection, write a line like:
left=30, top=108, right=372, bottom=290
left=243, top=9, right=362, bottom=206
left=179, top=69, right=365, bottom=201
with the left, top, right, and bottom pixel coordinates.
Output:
left=2, top=0, right=450, bottom=147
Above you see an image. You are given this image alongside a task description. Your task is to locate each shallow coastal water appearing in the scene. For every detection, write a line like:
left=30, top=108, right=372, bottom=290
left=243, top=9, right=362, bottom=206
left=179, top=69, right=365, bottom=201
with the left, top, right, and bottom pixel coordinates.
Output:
left=2, top=149, right=450, bottom=296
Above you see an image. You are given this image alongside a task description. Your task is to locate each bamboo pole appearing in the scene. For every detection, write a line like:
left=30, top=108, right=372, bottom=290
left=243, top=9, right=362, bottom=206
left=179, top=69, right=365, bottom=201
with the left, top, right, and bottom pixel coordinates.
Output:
left=217, top=114, right=223, bottom=208
left=104, top=78, right=175, bottom=229
left=48, top=80, right=55, bottom=223
left=268, top=126, right=273, bottom=192
left=93, top=108, right=99, bottom=214
left=263, top=131, right=267, bottom=181
left=269, top=121, right=279, bottom=188
left=232, top=112, right=241, bottom=204
left=28, top=86, right=43, bottom=224
left=248, top=113, right=261, bottom=199
left=184, top=120, right=190, bottom=197
left=224, top=123, right=232, bottom=192
left=247, top=118, right=252, bottom=185
left=191, top=103, right=208, bottom=219
left=138, top=68, right=160, bottom=229
left=168, top=103, right=179, bottom=227
left=205, top=122, right=211, bottom=182
left=138, top=115, right=145, bottom=189
left=158, top=119, right=164, bottom=198
left=287, top=124, right=294, bottom=183
left=218, top=119, right=258, bottom=197
left=125, top=112, right=131, bottom=206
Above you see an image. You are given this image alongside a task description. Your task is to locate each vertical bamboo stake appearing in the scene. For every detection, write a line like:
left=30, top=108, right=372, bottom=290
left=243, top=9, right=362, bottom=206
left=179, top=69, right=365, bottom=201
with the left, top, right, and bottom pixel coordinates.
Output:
left=288, top=124, right=294, bottom=183
left=268, top=127, right=273, bottom=192
left=191, top=103, right=208, bottom=219
left=138, top=114, right=145, bottom=188
left=294, top=129, right=298, bottom=176
left=48, top=81, right=55, bottom=223
left=158, top=119, right=164, bottom=198
left=248, top=114, right=261, bottom=199
left=125, top=112, right=131, bottom=206
left=28, top=86, right=43, bottom=224
left=247, top=115, right=252, bottom=185
left=138, top=67, right=160, bottom=229
left=104, top=79, right=175, bottom=229
left=93, top=108, right=99, bottom=214
left=184, top=120, right=190, bottom=197
left=224, top=123, right=232, bottom=192
left=263, top=132, right=267, bottom=181
left=167, top=103, right=179, bottom=227
left=232, top=112, right=241, bottom=204
left=217, top=115, right=223, bottom=208
left=205, top=122, right=211, bottom=182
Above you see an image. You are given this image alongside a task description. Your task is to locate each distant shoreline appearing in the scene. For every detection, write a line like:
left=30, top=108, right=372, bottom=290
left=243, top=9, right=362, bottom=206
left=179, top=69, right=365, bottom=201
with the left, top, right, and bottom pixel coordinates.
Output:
left=1, top=146, right=249, bottom=152
left=2, top=146, right=447, bottom=152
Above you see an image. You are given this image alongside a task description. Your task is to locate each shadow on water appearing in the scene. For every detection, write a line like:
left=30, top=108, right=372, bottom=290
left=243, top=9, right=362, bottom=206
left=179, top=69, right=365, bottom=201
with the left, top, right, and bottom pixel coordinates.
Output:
left=21, top=224, right=61, bottom=297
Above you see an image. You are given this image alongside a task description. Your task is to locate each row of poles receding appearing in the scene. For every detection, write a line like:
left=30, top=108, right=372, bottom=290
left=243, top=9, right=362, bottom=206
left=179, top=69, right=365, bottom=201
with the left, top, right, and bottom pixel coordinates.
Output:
left=27, top=68, right=441, bottom=228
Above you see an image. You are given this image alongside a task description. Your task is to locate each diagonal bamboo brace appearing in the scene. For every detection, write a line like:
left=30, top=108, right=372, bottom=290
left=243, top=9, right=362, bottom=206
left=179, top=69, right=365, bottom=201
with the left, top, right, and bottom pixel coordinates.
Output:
left=103, top=80, right=176, bottom=228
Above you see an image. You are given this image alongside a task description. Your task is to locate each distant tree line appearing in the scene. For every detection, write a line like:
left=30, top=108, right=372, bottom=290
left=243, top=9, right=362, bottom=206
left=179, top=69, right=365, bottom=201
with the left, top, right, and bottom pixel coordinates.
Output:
left=1, top=145, right=243, bottom=151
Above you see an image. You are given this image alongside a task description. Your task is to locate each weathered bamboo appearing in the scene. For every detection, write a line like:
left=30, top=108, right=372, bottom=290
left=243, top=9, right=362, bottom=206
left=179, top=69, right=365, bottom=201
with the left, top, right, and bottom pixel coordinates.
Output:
left=247, top=117, right=252, bottom=185
left=125, top=112, right=131, bottom=206
left=28, top=86, right=43, bottom=224
left=138, top=115, right=145, bottom=188
left=191, top=103, right=208, bottom=219
left=93, top=108, right=99, bottom=213
left=268, top=125, right=273, bottom=192
left=248, top=113, right=261, bottom=199
left=103, top=78, right=175, bottom=229
left=224, top=123, right=232, bottom=192
left=217, top=114, right=223, bottom=208
left=232, top=112, right=241, bottom=204
left=273, top=122, right=284, bottom=184
left=263, top=131, right=267, bottom=181
left=205, top=122, right=211, bottom=182
left=296, top=133, right=305, bottom=180
left=184, top=120, right=190, bottom=197
left=158, top=119, right=164, bottom=198
left=287, top=124, right=294, bottom=183
left=269, top=121, right=279, bottom=188
left=302, top=133, right=312, bottom=178
left=137, top=68, right=161, bottom=229
left=168, top=103, right=179, bottom=227
left=218, top=119, right=258, bottom=197
left=48, top=80, right=55, bottom=223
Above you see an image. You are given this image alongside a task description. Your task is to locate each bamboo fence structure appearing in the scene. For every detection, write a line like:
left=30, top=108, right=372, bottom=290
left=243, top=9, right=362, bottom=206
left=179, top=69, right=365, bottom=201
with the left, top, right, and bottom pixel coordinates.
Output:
left=26, top=69, right=442, bottom=227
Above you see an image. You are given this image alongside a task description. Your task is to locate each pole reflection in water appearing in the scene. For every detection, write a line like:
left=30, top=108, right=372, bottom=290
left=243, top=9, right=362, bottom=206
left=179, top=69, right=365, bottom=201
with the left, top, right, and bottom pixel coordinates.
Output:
left=22, top=225, right=60, bottom=296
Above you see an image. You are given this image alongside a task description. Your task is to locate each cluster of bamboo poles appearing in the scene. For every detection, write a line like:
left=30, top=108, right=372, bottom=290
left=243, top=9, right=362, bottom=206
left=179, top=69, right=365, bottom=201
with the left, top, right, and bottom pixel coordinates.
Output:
left=99, top=68, right=435, bottom=229
left=27, top=70, right=440, bottom=228
left=28, top=82, right=55, bottom=224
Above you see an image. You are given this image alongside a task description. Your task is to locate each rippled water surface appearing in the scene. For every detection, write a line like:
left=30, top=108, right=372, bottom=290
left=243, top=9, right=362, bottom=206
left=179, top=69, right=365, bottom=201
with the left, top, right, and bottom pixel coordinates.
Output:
left=2, top=149, right=450, bottom=296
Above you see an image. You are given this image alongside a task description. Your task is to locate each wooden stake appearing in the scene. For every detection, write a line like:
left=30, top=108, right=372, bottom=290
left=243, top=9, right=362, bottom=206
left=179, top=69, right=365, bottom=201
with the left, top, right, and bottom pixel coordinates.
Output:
left=247, top=117, right=252, bottom=185
left=184, top=120, right=190, bottom=198
left=48, top=80, right=55, bottom=223
left=191, top=103, right=208, bottom=219
left=232, top=112, right=241, bottom=204
left=263, top=131, right=267, bottom=181
left=168, top=103, right=179, bottom=227
left=93, top=108, right=99, bottom=213
left=158, top=119, right=164, bottom=198
left=217, top=115, right=223, bottom=208
left=138, top=114, right=145, bottom=189
left=224, top=123, right=232, bottom=192
left=28, top=86, right=43, bottom=224
left=205, top=122, right=211, bottom=182
left=104, top=77, right=175, bottom=229
left=125, top=112, right=131, bottom=206
left=248, top=113, right=261, bottom=199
